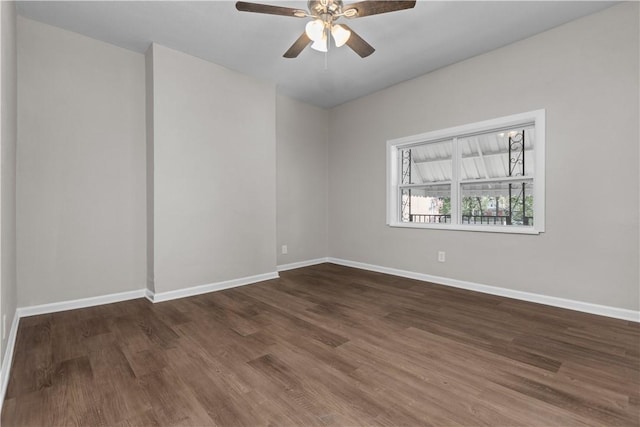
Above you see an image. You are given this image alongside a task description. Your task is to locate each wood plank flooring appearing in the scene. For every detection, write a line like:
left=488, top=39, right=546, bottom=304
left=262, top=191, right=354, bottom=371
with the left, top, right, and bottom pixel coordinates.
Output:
left=2, top=263, right=639, bottom=426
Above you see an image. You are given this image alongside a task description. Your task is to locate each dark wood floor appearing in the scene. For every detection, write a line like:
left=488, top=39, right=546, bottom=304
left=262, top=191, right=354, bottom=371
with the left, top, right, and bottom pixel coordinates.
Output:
left=2, top=263, right=639, bottom=426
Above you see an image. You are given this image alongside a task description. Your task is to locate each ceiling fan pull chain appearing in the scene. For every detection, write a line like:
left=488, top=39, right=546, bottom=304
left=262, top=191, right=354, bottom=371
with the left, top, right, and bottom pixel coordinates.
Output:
left=324, top=26, right=329, bottom=70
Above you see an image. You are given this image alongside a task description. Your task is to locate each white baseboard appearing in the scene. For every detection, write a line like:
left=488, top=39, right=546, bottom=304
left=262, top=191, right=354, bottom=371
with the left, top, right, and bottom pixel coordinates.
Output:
left=14, top=270, right=282, bottom=316
left=146, top=271, right=280, bottom=303
left=1, top=310, right=21, bottom=411
left=144, top=288, right=155, bottom=303
left=277, top=258, right=329, bottom=272
left=17, top=289, right=147, bottom=318
left=327, top=257, right=640, bottom=322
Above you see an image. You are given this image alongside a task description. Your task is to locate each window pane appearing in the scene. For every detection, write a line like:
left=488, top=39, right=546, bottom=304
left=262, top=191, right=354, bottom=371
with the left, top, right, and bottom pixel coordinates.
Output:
left=401, top=185, right=451, bottom=223
left=460, top=181, right=533, bottom=226
left=400, top=140, right=452, bottom=184
left=458, top=126, right=534, bottom=181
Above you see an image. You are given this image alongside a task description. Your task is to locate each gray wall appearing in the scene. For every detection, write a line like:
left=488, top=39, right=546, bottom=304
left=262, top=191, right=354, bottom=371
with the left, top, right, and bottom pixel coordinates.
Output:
left=150, top=44, right=277, bottom=293
left=328, top=3, right=639, bottom=310
left=276, top=94, right=328, bottom=266
left=1, top=1, right=17, bottom=362
left=17, top=17, right=146, bottom=306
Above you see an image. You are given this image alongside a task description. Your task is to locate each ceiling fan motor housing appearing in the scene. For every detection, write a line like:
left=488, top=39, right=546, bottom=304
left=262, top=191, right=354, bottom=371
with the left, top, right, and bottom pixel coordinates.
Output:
left=308, top=0, right=343, bottom=18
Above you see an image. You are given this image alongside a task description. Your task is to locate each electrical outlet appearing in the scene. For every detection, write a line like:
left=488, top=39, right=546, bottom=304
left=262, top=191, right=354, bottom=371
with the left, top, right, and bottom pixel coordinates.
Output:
left=438, top=251, right=446, bottom=263
left=281, top=245, right=288, bottom=255
left=2, top=315, right=6, bottom=340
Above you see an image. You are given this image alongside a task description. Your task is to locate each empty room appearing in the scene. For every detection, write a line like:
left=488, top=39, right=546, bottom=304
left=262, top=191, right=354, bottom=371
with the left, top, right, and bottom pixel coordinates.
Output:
left=0, top=0, right=638, bottom=425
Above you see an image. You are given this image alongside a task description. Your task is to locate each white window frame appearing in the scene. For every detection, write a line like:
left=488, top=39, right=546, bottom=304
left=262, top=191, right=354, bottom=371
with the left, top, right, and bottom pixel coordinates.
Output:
left=386, top=109, right=545, bottom=235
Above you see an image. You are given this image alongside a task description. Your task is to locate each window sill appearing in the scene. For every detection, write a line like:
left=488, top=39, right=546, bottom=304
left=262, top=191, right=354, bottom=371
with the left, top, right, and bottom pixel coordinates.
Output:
left=387, top=222, right=542, bottom=235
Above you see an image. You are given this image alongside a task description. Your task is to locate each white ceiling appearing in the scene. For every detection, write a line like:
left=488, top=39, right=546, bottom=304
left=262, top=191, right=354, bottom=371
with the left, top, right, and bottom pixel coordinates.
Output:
left=17, top=1, right=616, bottom=108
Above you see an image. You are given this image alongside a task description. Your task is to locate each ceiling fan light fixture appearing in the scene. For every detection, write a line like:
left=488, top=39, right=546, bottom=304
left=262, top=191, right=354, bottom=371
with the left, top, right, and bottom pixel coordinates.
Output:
left=331, top=24, right=351, bottom=47
left=305, top=19, right=325, bottom=42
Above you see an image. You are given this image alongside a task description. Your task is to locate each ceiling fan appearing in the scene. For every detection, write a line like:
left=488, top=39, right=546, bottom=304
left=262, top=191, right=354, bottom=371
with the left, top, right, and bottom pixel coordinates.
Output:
left=236, top=0, right=416, bottom=58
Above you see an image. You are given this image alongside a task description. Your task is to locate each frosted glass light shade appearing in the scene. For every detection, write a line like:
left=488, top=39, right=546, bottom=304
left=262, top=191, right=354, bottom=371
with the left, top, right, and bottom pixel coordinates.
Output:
left=331, top=24, right=351, bottom=47
left=310, top=33, right=328, bottom=52
left=305, top=19, right=324, bottom=42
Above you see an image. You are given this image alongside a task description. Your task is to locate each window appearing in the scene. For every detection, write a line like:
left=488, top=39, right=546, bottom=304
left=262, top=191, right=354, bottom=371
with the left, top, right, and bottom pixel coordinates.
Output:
left=387, top=110, right=545, bottom=234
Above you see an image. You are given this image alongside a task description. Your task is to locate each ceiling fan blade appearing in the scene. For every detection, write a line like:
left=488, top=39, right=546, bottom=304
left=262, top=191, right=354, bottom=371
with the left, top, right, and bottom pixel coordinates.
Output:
left=283, top=32, right=312, bottom=58
left=341, top=24, right=375, bottom=58
left=235, top=1, right=306, bottom=18
left=343, top=1, right=416, bottom=18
